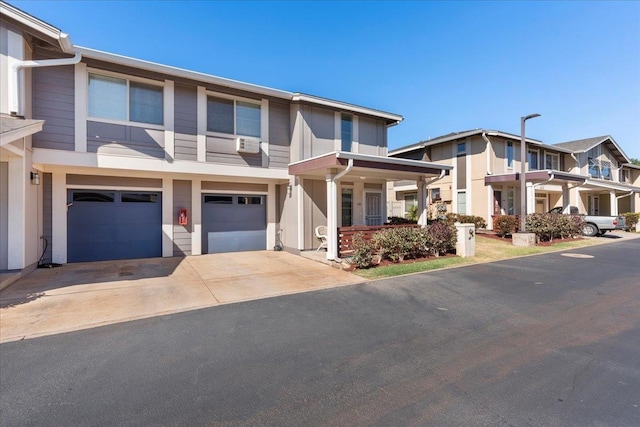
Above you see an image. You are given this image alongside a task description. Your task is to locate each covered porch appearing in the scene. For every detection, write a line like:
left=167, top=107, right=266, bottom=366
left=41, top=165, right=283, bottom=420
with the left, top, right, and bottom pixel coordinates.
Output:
left=289, top=151, right=452, bottom=260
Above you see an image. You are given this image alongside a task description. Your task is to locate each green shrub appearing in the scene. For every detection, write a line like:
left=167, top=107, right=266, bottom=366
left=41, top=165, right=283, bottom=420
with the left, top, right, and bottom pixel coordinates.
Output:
left=385, top=216, right=416, bottom=225
left=427, top=221, right=457, bottom=256
left=457, top=215, right=487, bottom=230
left=526, top=213, right=584, bottom=242
left=622, top=212, right=639, bottom=231
left=494, top=215, right=517, bottom=237
left=369, top=227, right=432, bottom=263
left=351, top=232, right=374, bottom=268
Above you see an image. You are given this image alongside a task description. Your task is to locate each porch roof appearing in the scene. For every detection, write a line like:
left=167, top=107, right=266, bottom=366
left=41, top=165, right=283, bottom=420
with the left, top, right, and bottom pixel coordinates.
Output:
left=288, top=151, right=452, bottom=181
left=0, top=114, right=45, bottom=147
left=484, top=170, right=588, bottom=185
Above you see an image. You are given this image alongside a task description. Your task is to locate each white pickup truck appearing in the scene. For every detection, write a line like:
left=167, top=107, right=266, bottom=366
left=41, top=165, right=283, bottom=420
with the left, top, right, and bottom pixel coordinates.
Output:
left=549, top=206, right=626, bottom=236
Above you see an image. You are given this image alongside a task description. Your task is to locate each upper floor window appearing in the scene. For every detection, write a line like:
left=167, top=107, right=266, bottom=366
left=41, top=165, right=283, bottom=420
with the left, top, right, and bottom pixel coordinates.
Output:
left=207, top=96, right=261, bottom=137
left=88, top=73, right=163, bottom=125
left=588, top=157, right=600, bottom=178
left=506, top=141, right=514, bottom=168
left=528, top=149, right=539, bottom=170
left=457, top=142, right=466, bottom=156
left=545, top=153, right=559, bottom=170
left=621, top=169, right=630, bottom=183
left=341, top=114, right=353, bottom=151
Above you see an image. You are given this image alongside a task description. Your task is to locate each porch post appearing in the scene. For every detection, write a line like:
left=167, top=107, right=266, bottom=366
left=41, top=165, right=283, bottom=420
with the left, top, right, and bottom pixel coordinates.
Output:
left=526, top=182, right=535, bottom=214
left=562, top=183, right=570, bottom=212
left=326, top=172, right=338, bottom=260
left=417, top=176, right=427, bottom=227
left=610, top=190, right=617, bottom=215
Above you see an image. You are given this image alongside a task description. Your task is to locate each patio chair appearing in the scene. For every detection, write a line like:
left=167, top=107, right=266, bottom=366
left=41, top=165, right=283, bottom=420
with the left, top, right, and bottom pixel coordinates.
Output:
left=315, top=225, right=328, bottom=252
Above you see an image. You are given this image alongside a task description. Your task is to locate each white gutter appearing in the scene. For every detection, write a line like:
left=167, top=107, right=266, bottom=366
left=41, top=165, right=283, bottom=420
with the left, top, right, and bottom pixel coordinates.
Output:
left=533, top=172, right=555, bottom=190
left=616, top=191, right=634, bottom=202
left=328, top=158, right=354, bottom=262
left=481, top=132, right=492, bottom=175
left=10, top=52, right=82, bottom=116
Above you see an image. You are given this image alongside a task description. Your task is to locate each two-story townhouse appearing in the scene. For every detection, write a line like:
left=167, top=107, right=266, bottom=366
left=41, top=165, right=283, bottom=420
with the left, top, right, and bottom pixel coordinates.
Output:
left=0, top=2, right=451, bottom=278
left=389, top=129, right=639, bottom=230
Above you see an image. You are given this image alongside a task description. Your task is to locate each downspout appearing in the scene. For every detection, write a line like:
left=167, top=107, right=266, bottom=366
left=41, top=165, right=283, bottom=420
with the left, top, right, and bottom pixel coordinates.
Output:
left=481, top=132, right=492, bottom=175
left=10, top=52, right=82, bottom=116
left=420, top=169, right=446, bottom=227
left=329, top=158, right=354, bottom=262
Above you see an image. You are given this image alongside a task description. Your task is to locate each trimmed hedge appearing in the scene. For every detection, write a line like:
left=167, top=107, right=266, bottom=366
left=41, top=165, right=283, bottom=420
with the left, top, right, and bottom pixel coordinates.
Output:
left=526, top=213, right=584, bottom=242
left=494, top=215, right=517, bottom=237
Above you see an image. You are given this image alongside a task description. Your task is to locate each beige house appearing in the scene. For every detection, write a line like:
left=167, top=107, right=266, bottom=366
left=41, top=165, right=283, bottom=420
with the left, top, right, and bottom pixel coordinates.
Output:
left=388, top=129, right=640, bottom=230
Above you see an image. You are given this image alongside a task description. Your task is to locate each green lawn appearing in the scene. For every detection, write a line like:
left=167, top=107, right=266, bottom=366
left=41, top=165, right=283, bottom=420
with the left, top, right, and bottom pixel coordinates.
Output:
left=353, top=234, right=613, bottom=279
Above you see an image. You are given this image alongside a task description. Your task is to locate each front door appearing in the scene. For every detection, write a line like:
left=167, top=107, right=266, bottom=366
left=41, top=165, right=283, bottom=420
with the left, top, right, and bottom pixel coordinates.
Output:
left=365, top=192, right=382, bottom=226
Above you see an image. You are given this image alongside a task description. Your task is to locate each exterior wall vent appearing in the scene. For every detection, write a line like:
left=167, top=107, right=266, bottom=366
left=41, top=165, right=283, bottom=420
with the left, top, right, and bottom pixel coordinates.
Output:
left=236, top=137, right=260, bottom=154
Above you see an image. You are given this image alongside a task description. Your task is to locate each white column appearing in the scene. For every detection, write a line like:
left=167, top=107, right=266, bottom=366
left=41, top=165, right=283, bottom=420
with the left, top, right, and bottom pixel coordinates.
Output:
left=526, top=182, right=535, bottom=214
left=164, top=80, right=175, bottom=161
left=417, top=177, right=427, bottom=227
left=562, top=184, right=570, bottom=211
left=326, top=173, right=338, bottom=260
left=610, top=190, right=617, bottom=215
left=196, top=86, right=207, bottom=162
left=162, top=178, right=173, bottom=257
left=267, top=183, right=276, bottom=250
left=74, top=62, right=88, bottom=152
left=487, top=184, right=494, bottom=230
left=7, top=156, right=25, bottom=269
left=51, top=171, right=67, bottom=264
left=191, top=179, right=202, bottom=255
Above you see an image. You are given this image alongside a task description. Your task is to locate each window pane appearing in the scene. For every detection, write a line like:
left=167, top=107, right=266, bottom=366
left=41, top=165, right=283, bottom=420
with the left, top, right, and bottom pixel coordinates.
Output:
left=88, top=74, right=127, bottom=120
left=207, top=97, right=234, bottom=134
left=73, top=192, right=115, bottom=202
left=507, top=142, right=513, bottom=168
left=204, top=195, right=233, bottom=204
left=341, top=114, right=352, bottom=152
left=457, top=143, right=466, bottom=155
left=457, top=191, right=467, bottom=215
left=129, top=82, right=163, bottom=125
left=236, top=102, right=261, bottom=137
left=431, top=188, right=441, bottom=201
left=342, top=189, right=353, bottom=226
left=238, top=196, right=263, bottom=205
left=528, top=151, right=539, bottom=170
left=121, top=192, right=158, bottom=203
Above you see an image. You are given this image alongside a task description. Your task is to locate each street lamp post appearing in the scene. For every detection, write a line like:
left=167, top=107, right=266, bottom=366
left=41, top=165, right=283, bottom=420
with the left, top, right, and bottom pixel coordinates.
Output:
left=520, top=113, right=540, bottom=233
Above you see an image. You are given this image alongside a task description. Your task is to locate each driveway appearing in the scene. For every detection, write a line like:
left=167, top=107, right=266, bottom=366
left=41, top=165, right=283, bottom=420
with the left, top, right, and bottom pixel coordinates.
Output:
left=0, top=251, right=365, bottom=343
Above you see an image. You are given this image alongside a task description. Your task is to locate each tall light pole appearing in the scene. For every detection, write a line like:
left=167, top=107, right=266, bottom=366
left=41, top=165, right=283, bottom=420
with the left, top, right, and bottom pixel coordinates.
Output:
left=520, top=113, right=540, bottom=233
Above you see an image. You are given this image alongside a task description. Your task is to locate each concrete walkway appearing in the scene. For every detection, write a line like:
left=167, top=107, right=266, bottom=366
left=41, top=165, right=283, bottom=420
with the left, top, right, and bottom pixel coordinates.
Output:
left=0, top=251, right=365, bottom=343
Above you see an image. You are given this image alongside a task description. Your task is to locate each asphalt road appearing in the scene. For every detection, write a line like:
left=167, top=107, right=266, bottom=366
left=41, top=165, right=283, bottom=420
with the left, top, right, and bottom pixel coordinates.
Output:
left=1, top=238, right=639, bottom=426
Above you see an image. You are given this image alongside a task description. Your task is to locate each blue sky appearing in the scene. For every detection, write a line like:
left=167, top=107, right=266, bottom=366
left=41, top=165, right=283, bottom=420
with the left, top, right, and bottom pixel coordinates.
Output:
left=11, top=0, right=640, bottom=159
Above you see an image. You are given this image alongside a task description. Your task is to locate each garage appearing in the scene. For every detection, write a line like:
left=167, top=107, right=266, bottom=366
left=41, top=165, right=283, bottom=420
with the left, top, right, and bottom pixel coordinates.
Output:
left=67, top=190, right=162, bottom=262
left=202, top=194, right=266, bottom=254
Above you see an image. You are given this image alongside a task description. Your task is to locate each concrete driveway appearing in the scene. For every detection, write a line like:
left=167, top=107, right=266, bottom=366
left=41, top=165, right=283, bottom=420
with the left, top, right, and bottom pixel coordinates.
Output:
left=0, top=251, right=365, bottom=343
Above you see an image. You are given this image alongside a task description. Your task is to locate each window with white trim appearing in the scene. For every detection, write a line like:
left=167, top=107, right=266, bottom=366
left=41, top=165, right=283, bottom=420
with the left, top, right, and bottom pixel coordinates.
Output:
left=207, top=96, right=261, bottom=137
left=545, top=152, right=559, bottom=170
left=528, top=149, right=539, bottom=171
left=506, top=141, right=514, bottom=168
left=88, top=73, right=164, bottom=125
left=341, top=114, right=353, bottom=152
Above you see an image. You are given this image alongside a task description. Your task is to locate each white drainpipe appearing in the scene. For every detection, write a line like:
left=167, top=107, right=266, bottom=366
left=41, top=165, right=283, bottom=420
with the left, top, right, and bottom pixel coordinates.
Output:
left=10, top=52, right=82, bottom=116
left=481, top=132, right=492, bottom=175
left=328, top=158, right=354, bottom=261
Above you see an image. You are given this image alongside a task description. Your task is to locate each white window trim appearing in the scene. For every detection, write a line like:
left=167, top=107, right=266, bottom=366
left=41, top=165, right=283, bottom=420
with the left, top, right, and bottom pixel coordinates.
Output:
left=86, top=68, right=165, bottom=130
left=528, top=148, right=540, bottom=171
left=506, top=140, right=514, bottom=170
left=205, top=90, right=264, bottom=139
left=544, top=151, right=560, bottom=170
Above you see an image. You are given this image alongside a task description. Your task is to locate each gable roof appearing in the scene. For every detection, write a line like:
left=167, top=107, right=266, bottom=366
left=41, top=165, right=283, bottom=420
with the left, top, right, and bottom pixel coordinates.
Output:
left=553, top=135, right=630, bottom=164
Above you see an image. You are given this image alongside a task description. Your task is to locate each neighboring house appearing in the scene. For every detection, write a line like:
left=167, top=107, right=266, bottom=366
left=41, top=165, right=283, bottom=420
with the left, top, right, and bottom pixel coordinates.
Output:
left=389, top=129, right=640, bottom=229
left=0, top=2, right=451, bottom=276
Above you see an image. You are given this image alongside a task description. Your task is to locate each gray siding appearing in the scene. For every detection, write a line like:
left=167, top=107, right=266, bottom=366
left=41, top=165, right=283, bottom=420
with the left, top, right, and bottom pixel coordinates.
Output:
left=87, top=121, right=165, bottom=158
left=359, top=117, right=385, bottom=155
left=206, top=136, right=262, bottom=166
left=173, top=180, right=192, bottom=256
left=174, top=84, right=197, bottom=161
left=42, top=173, right=53, bottom=264
left=67, top=175, right=162, bottom=188
left=269, top=101, right=290, bottom=168
left=308, top=107, right=335, bottom=157
left=32, top=65, right=75, bottom=151
left=0, top=162, right=7, bottom=270
left=302, top=179, right=327, bottom=250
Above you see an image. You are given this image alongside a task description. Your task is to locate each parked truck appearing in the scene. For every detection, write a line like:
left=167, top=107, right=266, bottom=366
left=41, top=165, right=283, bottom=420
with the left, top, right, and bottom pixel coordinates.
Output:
left=549, top=206, right=626, bottom=237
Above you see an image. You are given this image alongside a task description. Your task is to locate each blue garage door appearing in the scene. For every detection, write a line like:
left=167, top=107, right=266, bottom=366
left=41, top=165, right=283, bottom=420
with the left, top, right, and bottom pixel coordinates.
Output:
left=202, top=194, right=266, bottom=254
left=67, top=190, right=162, bottom=262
